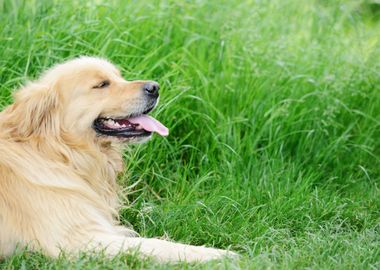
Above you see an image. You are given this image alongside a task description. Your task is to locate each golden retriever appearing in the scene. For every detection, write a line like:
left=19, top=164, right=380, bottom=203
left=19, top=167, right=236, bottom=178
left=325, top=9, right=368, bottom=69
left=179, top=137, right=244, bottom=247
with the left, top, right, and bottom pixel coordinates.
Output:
left=0, top=57, right=236, bottom=262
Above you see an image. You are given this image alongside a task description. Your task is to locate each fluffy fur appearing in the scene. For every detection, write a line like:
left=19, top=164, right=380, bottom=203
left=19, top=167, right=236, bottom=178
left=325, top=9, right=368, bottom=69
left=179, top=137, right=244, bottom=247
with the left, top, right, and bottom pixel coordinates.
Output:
left=0, top=57, right=235, bottom=262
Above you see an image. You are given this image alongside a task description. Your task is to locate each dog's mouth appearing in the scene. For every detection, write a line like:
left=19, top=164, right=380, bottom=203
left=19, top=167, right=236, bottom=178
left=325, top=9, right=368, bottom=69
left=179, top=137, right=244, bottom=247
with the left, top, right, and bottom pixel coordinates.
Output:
left=93, top=111, right=169, bottom=139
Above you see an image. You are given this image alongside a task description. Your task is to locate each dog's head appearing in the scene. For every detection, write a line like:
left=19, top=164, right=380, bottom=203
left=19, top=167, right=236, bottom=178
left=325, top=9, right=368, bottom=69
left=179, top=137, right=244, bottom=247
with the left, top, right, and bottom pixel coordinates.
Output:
left=9, top=57, right=168, bottom=144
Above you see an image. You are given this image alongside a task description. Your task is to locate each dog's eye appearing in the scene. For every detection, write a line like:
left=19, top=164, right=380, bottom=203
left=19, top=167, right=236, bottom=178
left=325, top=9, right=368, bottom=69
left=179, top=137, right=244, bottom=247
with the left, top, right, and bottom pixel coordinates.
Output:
left=93, top=80, right=110, bottom=89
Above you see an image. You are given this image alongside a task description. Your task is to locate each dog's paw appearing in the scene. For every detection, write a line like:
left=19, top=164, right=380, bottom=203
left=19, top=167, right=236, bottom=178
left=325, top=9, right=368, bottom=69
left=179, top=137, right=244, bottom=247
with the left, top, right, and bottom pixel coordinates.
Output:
left=180, top=245, right=239, bottom=262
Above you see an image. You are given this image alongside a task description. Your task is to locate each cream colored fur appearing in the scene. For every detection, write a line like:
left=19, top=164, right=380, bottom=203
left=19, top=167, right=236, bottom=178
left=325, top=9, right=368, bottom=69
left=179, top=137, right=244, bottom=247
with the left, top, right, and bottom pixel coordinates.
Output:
left=0, top=57, right=235, bottom=262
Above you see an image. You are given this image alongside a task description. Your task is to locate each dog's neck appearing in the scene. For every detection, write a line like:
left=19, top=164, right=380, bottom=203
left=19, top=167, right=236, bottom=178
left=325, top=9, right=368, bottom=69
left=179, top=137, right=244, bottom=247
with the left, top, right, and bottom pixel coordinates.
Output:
left=2, top=131, right=123, bottom=214
left=0, top=104, right=126, bottom=214
left=56, top=132, right=125, bottom=210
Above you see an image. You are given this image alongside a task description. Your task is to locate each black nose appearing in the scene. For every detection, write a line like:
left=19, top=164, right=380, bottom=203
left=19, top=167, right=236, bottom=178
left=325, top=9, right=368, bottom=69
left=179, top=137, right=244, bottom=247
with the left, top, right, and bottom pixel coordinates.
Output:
left=143, top=81, right=159, bottom=97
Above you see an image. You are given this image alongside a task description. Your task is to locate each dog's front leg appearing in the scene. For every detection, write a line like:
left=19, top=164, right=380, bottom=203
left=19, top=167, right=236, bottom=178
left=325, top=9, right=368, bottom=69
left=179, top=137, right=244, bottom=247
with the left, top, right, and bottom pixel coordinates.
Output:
left=88, top=234, right=236, bottom=262
left=122, top=237, right=235, bottom=262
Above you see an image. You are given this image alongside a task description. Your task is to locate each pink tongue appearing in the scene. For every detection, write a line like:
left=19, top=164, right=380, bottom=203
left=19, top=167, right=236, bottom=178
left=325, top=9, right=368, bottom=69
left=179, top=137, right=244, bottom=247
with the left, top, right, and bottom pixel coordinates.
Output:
left=128, top=115, right=169, bottom=136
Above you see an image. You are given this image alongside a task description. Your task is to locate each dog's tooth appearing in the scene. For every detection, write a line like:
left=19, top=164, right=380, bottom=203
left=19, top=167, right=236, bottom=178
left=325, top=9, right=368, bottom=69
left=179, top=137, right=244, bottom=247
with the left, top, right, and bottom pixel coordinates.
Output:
left=121, top=124, right=126, bottom=128
left=115, top=122, right=120, bottom=127
left=106, top=119, right=119, bottom=128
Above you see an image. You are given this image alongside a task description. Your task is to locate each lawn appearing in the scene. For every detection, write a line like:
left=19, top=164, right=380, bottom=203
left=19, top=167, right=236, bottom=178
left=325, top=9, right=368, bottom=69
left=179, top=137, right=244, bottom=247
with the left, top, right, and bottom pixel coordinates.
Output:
left=0, top=0, right=379, bottom=269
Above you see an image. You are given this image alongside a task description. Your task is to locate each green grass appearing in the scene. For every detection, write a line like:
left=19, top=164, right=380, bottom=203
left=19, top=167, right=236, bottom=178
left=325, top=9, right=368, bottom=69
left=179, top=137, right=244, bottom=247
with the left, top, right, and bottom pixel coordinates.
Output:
left=0, top=0, right=379, bottom=269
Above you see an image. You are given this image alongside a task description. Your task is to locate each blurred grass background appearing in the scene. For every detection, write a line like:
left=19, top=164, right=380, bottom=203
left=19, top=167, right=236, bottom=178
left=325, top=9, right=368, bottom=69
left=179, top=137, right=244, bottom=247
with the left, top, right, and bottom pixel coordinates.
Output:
left=0, top=0, right=379, bottom=269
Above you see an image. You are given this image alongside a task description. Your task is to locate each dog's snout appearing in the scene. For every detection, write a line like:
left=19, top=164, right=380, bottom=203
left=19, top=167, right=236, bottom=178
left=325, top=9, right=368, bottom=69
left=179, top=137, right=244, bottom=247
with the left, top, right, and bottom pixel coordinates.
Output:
left=143, top=81, right=159, bottom=97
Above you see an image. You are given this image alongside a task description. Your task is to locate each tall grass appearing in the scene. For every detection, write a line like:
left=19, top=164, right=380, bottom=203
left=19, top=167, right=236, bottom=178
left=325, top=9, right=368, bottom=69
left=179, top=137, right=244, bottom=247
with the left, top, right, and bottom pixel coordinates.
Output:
left=0, top=0, right=379, bottom=269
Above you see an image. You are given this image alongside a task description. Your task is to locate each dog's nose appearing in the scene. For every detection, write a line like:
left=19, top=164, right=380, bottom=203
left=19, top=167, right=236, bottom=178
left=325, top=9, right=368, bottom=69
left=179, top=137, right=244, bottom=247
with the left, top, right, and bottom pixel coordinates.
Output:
left=143, top=81, right=159, bottom=97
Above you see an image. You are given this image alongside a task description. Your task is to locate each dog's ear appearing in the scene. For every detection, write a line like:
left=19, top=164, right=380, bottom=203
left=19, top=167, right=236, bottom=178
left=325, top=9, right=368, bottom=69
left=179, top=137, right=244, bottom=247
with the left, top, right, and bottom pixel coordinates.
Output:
left=8, top=82, right=61, bottom=137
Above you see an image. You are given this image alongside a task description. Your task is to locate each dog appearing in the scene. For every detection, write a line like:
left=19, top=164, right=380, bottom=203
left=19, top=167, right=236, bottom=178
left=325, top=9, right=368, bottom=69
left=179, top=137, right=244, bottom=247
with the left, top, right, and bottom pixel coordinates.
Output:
left=0, top=57, right=236, bottom=262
